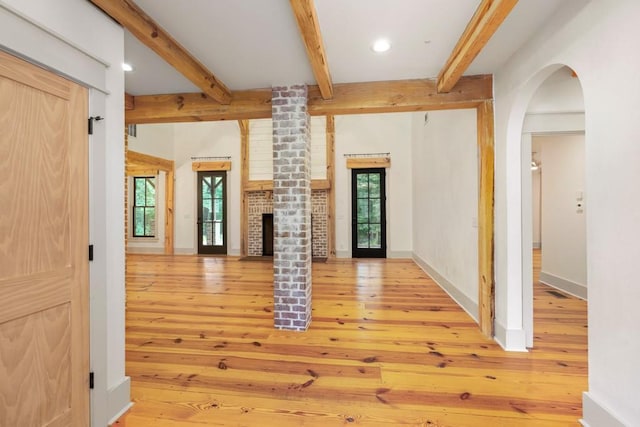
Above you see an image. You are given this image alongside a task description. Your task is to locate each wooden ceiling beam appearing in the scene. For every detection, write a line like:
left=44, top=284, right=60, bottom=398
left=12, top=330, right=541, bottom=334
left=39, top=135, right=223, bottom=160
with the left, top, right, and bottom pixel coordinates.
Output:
left=125, top=92, right=135, bottom=110
left=90, top=0, right=232, bottom=104
left=308, top=75, right=492, bottom=116
left=126, top=90, right=272, bottom=124
left=127, top=150, right=174, bottom=171
left=437, top=0, right=518, bottom=93
left=289, top=0, right=333, bottom=100
left=126, top=75, right=492, bottom=124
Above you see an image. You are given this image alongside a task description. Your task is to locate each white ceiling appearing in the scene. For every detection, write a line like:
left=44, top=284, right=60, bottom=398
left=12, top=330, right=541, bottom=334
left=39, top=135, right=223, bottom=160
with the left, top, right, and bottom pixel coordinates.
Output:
left=123, top=0, right=588, bottom=96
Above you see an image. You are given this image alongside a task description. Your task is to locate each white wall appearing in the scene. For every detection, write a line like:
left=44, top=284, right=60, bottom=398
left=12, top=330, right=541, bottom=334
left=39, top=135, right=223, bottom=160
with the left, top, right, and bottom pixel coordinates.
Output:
left=494, top=0, right=640, bottom=424
left=527, top=66, right=584, bottom=113
left=537, top=134, right=587, bottom=294
left=173, top=121, right=241, bottom=254
left=411, top=109, right=479, bottom=318
left=129, top=123, right=175, bottom=159
left=0, top=0, right=129, bottom=424
left=334, top=113, right=413, bottom=257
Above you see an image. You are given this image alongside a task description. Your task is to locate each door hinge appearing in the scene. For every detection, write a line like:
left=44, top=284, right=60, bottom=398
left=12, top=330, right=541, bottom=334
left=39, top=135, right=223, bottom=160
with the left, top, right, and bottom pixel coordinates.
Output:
left=89, top=372, right=94, bottom=389
left=88, top=116, right=104, bottom=135
left=89, top=244, right=94, bottom=261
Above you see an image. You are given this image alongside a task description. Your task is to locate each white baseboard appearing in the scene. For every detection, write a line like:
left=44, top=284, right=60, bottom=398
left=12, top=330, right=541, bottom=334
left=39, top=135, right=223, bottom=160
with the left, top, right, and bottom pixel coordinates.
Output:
left=333, top=250, right=411, bottom=259
left=107, top=376, right=131, bottom=425
left=581, top=392, right=627, bottom=427
left=539, top=271, right=587, bottom=300
left=389, top=250, right=412, bottom=259
left=126, top=246, right=164, bottom=254
left=411, top=253, right=478, bottom=322
left=494, top=320, right=528, bottom=352
left=175, top=247, right=196, bottom=255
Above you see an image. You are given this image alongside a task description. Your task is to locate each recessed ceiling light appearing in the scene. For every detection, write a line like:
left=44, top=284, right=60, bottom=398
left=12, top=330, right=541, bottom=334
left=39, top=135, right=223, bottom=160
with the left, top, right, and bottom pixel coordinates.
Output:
left=122, top=63, right=134, bottom=72
left=371, top=38, right=391, bottom=53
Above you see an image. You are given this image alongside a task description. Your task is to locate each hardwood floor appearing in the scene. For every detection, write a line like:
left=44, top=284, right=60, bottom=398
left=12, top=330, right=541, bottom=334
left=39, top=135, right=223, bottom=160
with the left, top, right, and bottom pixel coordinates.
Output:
left=114, top=250, right=587, bottom=426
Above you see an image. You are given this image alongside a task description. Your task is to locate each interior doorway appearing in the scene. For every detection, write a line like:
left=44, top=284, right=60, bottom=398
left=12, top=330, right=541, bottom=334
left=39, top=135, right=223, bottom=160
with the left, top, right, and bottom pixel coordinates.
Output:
left=521, top=66, right=587, bottom=348
left=351, top=168, right=386, bottom=258
left=197, top=171, right=227, bottom=254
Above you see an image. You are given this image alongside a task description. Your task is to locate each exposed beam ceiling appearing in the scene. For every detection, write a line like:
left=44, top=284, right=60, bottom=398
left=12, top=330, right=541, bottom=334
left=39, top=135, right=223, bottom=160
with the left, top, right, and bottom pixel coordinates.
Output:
left=289, top=0, right=333, bottom=99
left=437, top=0, right=518, bottom=93
left=90, top=0, right=232, bottom=104
left=125, top=75, right=492, bottom=124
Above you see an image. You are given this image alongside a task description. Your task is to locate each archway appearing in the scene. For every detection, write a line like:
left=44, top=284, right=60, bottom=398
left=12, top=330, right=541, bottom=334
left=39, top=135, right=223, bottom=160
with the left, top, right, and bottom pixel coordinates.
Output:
left=504, top=64, right=586, bottom=349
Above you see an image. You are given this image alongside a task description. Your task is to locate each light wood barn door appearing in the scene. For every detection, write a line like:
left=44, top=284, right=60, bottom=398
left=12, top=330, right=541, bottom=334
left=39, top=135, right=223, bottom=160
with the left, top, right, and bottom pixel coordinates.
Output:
left=0, top=50, right=89, bottom=426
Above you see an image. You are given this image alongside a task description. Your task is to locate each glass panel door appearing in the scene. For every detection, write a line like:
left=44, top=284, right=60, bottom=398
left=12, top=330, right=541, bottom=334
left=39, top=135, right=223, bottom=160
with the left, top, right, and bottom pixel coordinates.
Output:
left=352, top=168, right=386, bottom=258
left=197, top=171, right=227, bottom=254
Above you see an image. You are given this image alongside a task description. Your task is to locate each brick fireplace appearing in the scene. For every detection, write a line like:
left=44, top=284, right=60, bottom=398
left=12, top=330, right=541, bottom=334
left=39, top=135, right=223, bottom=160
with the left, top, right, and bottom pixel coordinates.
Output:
left=246, top=189, right=328, bottom=258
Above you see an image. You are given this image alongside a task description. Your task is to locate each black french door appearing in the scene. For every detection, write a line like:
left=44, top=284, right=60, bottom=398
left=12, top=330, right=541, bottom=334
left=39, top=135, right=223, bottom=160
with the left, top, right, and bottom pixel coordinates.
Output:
left=351, top=168, right=387, bottom=258
left=197, top=171, right=227, bottom=254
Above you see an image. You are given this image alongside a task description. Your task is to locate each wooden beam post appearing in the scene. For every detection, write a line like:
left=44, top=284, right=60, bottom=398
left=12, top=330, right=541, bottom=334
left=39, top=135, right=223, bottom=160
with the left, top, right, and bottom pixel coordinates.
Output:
left=477, top=100, right=495, bottom=337
left=90, top=0, right=232, bottom=104
left=239, top=120, right=249, bottom=257
left=164, top=166, right=175, bottom=255
left=326, top=115, right=336, bottom=258
left=437, top=0, right=518, bottom=93
left=289, top=0, right=333, bottom=99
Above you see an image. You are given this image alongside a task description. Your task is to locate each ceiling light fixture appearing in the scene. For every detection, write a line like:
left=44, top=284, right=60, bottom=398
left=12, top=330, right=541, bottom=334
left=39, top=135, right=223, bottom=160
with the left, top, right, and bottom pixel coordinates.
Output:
left=371, top=38, right=391, bottom=53
left=122, top=63, right=134, bottom=72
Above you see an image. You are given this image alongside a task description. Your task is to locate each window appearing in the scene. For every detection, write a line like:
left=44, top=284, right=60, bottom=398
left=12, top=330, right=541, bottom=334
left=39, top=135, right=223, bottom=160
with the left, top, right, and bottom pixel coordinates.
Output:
left=133, top=176, right=156, bottom=237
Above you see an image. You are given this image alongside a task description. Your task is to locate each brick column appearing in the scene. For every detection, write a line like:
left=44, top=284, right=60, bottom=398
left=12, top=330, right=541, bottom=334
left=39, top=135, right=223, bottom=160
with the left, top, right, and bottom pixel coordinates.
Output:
left=272, top=85, right=312, bottom=331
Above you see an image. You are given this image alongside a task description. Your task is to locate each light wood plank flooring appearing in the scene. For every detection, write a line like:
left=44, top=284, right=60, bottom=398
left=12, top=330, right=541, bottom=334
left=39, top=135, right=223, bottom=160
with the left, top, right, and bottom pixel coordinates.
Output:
left=114, top=250, right=587, bottom=426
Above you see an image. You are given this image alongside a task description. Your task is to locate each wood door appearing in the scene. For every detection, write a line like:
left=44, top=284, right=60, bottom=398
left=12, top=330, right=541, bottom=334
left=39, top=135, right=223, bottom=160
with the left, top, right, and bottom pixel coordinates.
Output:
left=197, top=171, right=227, bottom=254
left=352, top=168, right=387, bottom=258
left=0, top=50, right=89, bottom=426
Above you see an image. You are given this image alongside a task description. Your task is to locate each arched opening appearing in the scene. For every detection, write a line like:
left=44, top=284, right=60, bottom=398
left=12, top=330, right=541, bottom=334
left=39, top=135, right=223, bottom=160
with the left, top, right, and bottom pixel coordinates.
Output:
left=504, top=63, right=587, bottom=351
left=521, top=67, right=586, bottom=349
